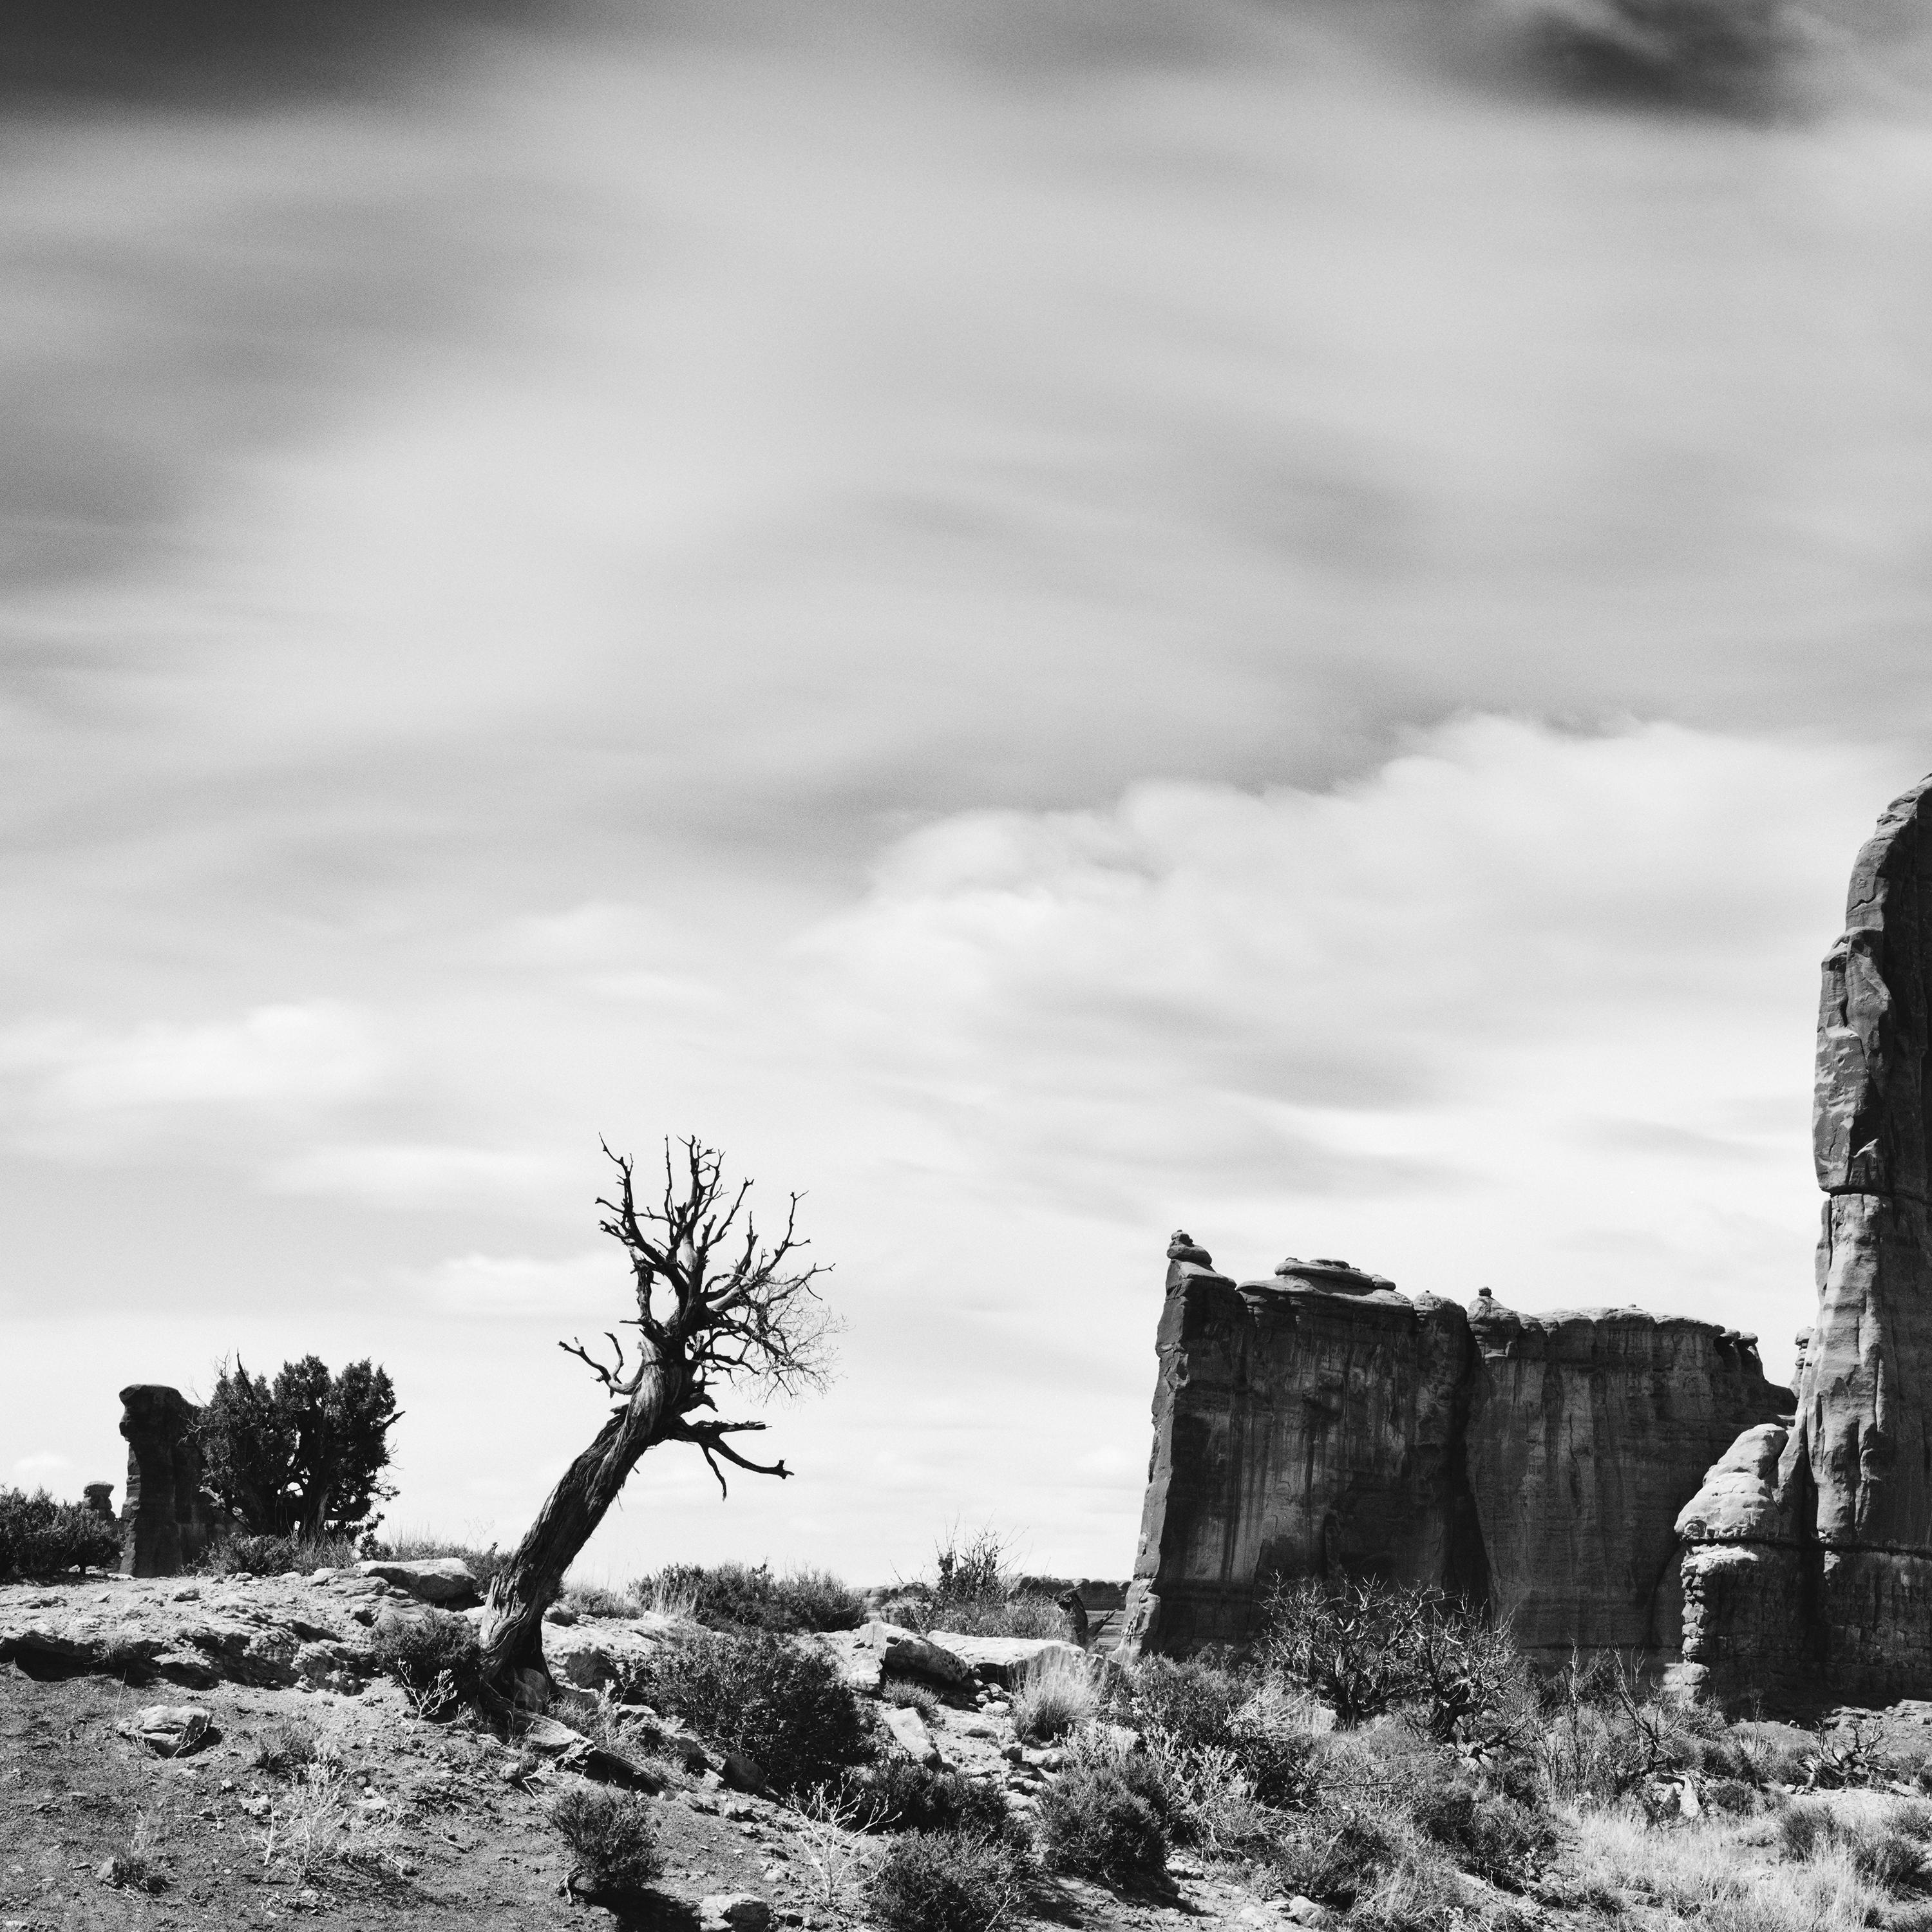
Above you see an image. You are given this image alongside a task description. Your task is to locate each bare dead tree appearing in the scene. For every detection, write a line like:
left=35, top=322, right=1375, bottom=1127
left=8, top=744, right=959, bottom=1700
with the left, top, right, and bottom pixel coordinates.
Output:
left=478, top=1137, right=835, bottom=1692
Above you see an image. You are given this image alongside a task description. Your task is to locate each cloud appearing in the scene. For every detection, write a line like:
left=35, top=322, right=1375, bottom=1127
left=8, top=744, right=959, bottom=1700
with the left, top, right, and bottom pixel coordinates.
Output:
left=268, top=1142, right=569, bottom=1206
left=399, top=1249, right=621, bottom=1319
left=10, top=1451, right=71, bottom=1482
left=798, top=719, right=1888, bottom=1224
left=0, top=1001, right=383, bottom=1155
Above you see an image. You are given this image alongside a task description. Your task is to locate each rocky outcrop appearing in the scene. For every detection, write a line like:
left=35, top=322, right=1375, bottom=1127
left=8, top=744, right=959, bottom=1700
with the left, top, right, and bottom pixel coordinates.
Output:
left=1680, top=775, right=1932, bottom=1705
left=1122, top=1237, right=1790, bottom=1661
left=1121, top=1240, right=1477, bottom=1654
left=117, top=1386, right=214, bottom=1578
left=357, top=1557, right=478, bottom=1604
left=1465, top=1303, right=1789, bottom=1657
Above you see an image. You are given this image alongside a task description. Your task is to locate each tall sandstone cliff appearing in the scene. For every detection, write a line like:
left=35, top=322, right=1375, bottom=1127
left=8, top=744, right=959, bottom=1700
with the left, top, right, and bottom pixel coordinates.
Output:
left=1680, top=774, right=1932, bottom=1703
left=1121, top=1242, right=1790, bottom=1660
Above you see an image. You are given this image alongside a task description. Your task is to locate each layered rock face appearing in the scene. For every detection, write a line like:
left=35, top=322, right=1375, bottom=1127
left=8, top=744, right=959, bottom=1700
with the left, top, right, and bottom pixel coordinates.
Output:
left=1121, top=1239, right=1788, bottom=1660
left=118, top=1385, right=213, bottom=1578
left=1680, top=775, right=1932, bottom=1703
left=1121, top=1242, right=1475, bottom=1653
left=1466, top=1304, right=1788, bottom=1657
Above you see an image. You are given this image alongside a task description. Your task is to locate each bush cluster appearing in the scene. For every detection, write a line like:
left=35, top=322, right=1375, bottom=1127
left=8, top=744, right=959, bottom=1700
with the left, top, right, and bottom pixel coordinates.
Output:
left=636, top=1629, right=871, bottom=1792
left=549, top=1786, right=663, bottom=1895
left=867, top=1830, right=1029, bottom=1932
left=907, top=1528, right=1069, bottom=1639
left=0, top=1487, right=120, bottom=1578
left=1035, top=1738, right=1173, bottom=1884
left=842, top=1759, right=1021, bottom=1842
left=632, top=1559, right=864, bottom=1633
left=366, top=1607, right=480, bottom=1700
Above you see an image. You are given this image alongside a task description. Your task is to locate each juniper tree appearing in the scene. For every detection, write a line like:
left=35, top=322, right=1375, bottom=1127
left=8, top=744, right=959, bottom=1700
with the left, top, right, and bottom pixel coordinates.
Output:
left=479, top=1137, right=834, bottom=1690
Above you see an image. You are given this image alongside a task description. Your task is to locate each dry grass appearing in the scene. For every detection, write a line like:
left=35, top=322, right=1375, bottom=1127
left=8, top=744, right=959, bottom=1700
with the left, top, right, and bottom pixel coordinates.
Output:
left=1560, top=1793, right=1931, bottom=1931
left=257, top=1759, right=412, bottom=1884
left=1012, top=1646, right=1098, bottom=1744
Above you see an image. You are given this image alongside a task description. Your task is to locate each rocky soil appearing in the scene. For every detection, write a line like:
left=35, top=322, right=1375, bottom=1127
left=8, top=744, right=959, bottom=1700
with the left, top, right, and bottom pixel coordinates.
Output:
left=0, top=1571, right=1297, bottom=1932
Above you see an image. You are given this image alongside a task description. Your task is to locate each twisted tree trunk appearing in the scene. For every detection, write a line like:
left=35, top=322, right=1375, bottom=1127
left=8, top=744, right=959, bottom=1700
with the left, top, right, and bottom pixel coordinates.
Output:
left=478, top=1358, right=676, bottom=1690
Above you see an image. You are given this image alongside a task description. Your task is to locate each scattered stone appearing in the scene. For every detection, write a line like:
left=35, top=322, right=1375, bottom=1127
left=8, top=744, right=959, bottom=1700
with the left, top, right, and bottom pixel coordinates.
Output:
left=544, top=1604, right=578, bottom=1625
left=556, top=1739, right=663, bottom=1792
left=721, top=1747, right=768, bottom=1794
left=122, top=1704, right=214, bottom=1757
left=882, top=1705, right=942, bottom=1767
left=853, top=1621, right=973, bottom=1690
left=518, top=1716, right=583, bottom=1754
left=697, top=1895, right=772, bottom=1931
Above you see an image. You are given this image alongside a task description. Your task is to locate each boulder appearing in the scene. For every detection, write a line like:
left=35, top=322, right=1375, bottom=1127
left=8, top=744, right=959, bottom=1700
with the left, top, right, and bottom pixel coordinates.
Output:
left=122, top=1704, right=214, bottom=1757
left=556, top=1739, right=664, bottom=1792
left=542, top=1618, right=665, bottom=1691
left=882, top=1705, right=942, bottom=1766
left=855, top=1620, right=973, bottom=1690
left=518, top=1716, right=584, bottom=1754
left=1676, top=1425, right=1790, bottom=1543
left=927, top=1633, right=1085, bottom=1690
left=356, top=1558, right=478, bottom=1605
left=697, top=1897, right=772, bottom=1932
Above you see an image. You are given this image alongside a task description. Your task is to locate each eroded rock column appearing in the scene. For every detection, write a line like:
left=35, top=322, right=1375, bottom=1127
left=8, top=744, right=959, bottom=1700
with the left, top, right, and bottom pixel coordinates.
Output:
left=1682, top=773, right=1932, bottom=1703
left=118, top=1385, right=211, bottom=1577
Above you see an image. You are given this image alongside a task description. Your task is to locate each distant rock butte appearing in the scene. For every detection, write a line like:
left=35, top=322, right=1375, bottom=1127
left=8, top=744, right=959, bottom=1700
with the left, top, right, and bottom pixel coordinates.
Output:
left=1126, top=773, right=1932, bottom=1707
left=1120, top=1240, right=1790, bottom=1662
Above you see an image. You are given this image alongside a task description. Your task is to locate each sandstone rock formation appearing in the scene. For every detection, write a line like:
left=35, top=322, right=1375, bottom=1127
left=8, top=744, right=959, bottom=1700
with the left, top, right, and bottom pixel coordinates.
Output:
left=356, top=1557, right=478, bottom=1604
left=1122, top=1235, right=1790, bottom=1660
left=1680, top=774, right=1932, bottom=1704
left=117, top=1385, right=213, bottom=1578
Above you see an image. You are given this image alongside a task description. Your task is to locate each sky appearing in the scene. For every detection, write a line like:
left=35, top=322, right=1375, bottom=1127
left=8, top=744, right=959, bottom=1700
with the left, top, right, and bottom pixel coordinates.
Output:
left=6, top=0, right=1932, bottom=1586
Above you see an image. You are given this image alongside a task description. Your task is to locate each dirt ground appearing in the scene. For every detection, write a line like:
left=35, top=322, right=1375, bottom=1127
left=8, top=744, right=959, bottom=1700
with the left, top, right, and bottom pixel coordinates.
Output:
left=0, top=1598, right=1298, bottom=1932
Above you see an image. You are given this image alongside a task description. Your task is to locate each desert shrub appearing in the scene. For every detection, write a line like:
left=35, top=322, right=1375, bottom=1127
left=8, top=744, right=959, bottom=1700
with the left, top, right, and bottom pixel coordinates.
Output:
left=1012, top=1648, right=1098, bottom=1744
left=1119, top=1654, right=1244, bottom=1751
left=562, top=1580, right=633, bottom=1618
left=1703, top=1776, right=1765, bottom=1816
left=867, top=1829, right=1030, bottom=1932
left=366, top=1607, right=480, bottom=1701
left=549, top=1785, right=663, bottom=1893
left=842, top=1759, right=1018, bottom=1842
left=1226, top=1688, right=1325, bottom=1806
left=1268, top=1804, right=1400, bottom=1906
left=905, top=1528, right=1066, bottom=1639
left=197, top=1355, right=399, bottom=1539
left=203, top=1529, right=362, bottom=1577
left=929, top=1594, right=1068, bottom=1639
left=99, top=1844, right=162, bottom=1893
left=882, top=1672, right=943, bottom=1719
left=1349, top=1846, right=1473, bottom=1932
left=209, top=1532, right=301, bottom=1575
left=1034, top=1741, right=1170, bottom=1884
left=1114, top=1658, right=1320, bottom=1808
left=0, top=1487, right=120, bottom=1577
left=1410, top=1776, right=1551, bottom=1887
left=630, top=1560, right=864, bottom=1634
left=642, top=1629, right=871, bottom=1792
left=1259, top=1578, right=1528, bottom=1744
left=251, top=1718, right=321, bottom=1777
